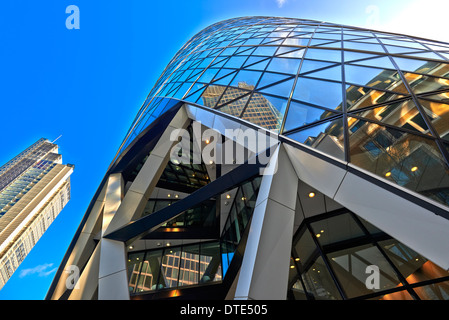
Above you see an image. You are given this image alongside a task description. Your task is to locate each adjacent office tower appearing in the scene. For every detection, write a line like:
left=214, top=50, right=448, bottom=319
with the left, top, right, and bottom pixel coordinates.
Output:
left=49, top=17, right=449, bottom=300
left=0, top=138, right=73, bottom=289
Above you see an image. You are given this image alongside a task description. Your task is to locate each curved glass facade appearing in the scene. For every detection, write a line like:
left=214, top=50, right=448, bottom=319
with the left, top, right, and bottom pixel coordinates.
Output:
left=115, top=17, right=449, bottom=208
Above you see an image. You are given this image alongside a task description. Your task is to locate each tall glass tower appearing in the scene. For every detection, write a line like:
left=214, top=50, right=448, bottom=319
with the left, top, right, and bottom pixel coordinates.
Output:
left=0, top=138, right=74, bottom=289
left=49, top=17, right=449, bottom=300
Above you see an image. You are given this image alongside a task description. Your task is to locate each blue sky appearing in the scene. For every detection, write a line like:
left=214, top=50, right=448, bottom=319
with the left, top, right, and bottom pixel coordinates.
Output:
left=0, top=0, right=447, bottom=300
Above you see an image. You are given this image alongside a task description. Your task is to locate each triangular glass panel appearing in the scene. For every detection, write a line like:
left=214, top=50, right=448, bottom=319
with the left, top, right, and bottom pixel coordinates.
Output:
left=385, top=45, right=416, bottom=54
left=266, top=57, right=302, bottom=75
left=304, top=65, right=342, bottom=82
left=310, top=38, right=334, bottom=46
left=285, top=116, right=345, bottom=161
left=230, top=69, right=263, bottom=89
left=243, top=56, right=270, bottom=70
left=224, top=56, right=248, bottom=69
left=258, top=78, right=295, bottom=97
left=344, top=65, right=409, bottom=94
left=212, top=69, right=237, bottom=86
left=283, top=37, right=310, bottom=46
left=417, top=98, right=449, bottom=140
left=216, top=85, right=251, bottom=108
left=183, top=86, right=207, bottom=104
left=187, top=68, right=205, bottom=82
left=235, top=46, right=256, bottom=56
left=350, top=56, right=396, bottom=70
left=292, top=77, right=344, bottom=110
left=305, top=48, right=341, bottom=63
left=257, top=71, right=292, bottom=89
left=316, top=41, right=342, bottom=49
left=393, top=57, right=449, bottom=78
left=199, top=85, right=226, bottom=108
left=283, top=102, right=340, bottom=133
left=343, top=51, right=377, bottom=62
left=195, top=68, right=220, bottom=84
left=240, top=94, right=287, bottom=133
left=350, top=99, right=431, bottom=135
left=261, top=38, right=284, bottom=46
left=219, top=47, right=238, bottom=56
left=403, top=51, right=446, bottom=60
left=253, top=46, right=279, bottom=57
left=346, top=85, right=407, bottom=111
left=343, top=41, right=385, bottom=53
left=276, top=46, right=304, bottom=57
left=403, top=72, right=449, bottom=95
left=300, top=59, right=337, bottom=74
left=216, top=94, right=251, bottom=118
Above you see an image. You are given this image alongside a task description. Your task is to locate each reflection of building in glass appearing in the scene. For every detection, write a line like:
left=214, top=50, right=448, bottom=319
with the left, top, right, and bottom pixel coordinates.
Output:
left=0, top=138, right=73, bottom=289
left=48, top=17, right=449, bottom=301
left=201, top=82, right=282, bottom=131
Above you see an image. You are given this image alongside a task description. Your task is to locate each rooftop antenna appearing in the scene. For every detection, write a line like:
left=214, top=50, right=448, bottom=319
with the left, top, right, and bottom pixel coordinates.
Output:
left=52, top=135, right=62, bottom=144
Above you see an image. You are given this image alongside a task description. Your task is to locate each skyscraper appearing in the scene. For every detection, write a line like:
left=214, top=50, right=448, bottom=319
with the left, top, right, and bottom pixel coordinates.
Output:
left=48, top=17, right=449, bottom=300
left=0, top=138, right=73, bottom=290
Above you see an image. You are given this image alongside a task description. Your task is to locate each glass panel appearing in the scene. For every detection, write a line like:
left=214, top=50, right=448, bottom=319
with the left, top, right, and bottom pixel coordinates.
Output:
left=404, top=72, right=449, bottom=94
left=348, top=118, right=449, bottom=207
left=346, top=85, right=406, bottom=111
left=350, top=100, right=430, bottom=134
left=159, top=247, right=182, bottom=289
left=418, top=99, right=449, bottom=140
left=344, top=65, right=409, bottom=94
left=300, top=59, right=337, bottom=74
left=276, top=47, right=305, bottom=58
left=283, top=102, right=339, bottom=132
left=302, top=256, right=342, bottom=300
left=257, top=71, right=292, bottom=89
left=310, top=213, right=366, bottom=247
left=379, top=239, right=449, bottom=285
left=135, top=250, right=163, bottom=293
left=393, top=57, right=449, bottom=78
left=306, top=65, right=342, bottom=82
left=343, top=41, right=385, bottom=53
left=293, top=77, right=344, bottom=110
left=266, top=57, right=302, bottom=75
left=286, top=117, right=345, bottom=161
left=327, top=244, right=403, bottom=298
left=415, top=281, right=449, bottom=300
left=217, top=93, right=251, bottom=118
left=199, top=242, right=223, bottom=284
left=305, top=48, right=341, bottom=62
left=241, top=93, right=287, bottom=132
left=253, top=46, right=278, bottom=57
left=230, top=70, right=262, bottom=88
left=179, top=244, right=200, bottom=287
left=258, top=78, right=295, bottom=97
left=127, top=252, right=145, bottom=293
left=215, top=85, right=251, bottom=109
left=243, top=56, right=270, bottom=70
left=350, top=56, right=396, bottom=70
left=290, top=278, right=308, bottom=300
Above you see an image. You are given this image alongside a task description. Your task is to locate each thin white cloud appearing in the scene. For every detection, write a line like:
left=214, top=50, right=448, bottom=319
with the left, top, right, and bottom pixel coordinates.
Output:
left=19, top=263, right=57, bottom=278
left=276, top=0, right=287, bottom=8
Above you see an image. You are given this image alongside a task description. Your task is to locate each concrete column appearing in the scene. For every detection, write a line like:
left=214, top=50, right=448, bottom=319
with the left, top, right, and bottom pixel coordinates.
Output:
left=234, top=144, right=299, bottom=300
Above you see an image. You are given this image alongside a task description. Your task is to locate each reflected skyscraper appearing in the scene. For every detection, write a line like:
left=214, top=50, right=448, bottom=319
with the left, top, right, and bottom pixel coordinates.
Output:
left=48, top=17, right=449, bottom=300
left=0, top=138, right=73, bottom=289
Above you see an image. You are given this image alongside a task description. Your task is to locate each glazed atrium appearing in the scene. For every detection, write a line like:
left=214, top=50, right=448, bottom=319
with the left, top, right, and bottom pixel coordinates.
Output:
left=48, top=17, right=449, bottom=300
